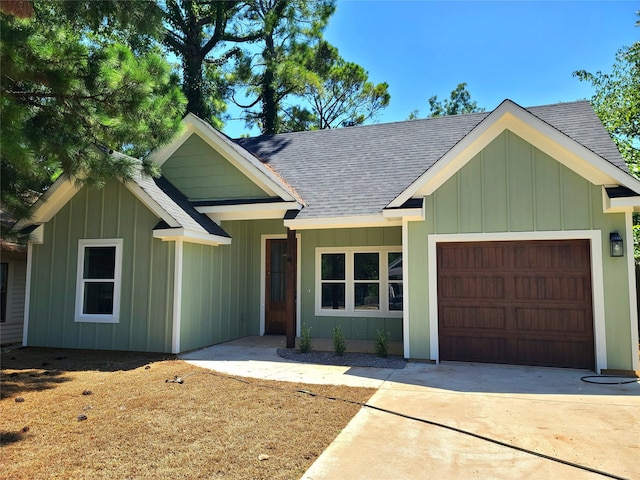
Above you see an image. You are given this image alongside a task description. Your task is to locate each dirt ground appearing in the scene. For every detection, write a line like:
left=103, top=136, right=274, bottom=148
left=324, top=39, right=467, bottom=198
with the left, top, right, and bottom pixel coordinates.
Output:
left=0, top=347, right=376, bottom=480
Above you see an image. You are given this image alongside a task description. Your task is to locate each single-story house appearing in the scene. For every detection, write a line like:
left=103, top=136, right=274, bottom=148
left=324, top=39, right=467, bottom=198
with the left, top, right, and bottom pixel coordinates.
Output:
left=19, top=99, right=640, bottom=373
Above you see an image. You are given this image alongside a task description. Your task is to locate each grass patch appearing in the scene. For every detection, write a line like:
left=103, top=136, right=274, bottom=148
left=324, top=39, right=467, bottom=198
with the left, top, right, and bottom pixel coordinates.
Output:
left=1, top=347, right=375, bottom=479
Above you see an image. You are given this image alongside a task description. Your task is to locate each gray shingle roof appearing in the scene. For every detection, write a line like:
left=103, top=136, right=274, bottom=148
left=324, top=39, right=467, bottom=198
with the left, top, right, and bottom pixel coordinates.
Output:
left=132, top=170, right=230, bottom=238
left=235, top=100, right=627, bottom=220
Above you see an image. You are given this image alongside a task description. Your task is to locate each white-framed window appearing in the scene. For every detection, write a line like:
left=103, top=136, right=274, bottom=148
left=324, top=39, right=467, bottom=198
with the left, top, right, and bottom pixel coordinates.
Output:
left=315, top=246, right=403, bottom=317
left=75, top=239, right=123, bottom=323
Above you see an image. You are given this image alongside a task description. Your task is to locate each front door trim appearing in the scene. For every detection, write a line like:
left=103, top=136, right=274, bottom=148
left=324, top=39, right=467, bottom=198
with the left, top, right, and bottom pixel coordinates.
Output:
left=260, top=234, right=301, bottom=336
left=427, top=230, right=606, bottom=372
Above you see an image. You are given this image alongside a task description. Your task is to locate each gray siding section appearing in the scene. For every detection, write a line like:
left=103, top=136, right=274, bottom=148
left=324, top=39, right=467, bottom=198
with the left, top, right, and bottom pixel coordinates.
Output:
left=0, top=251, right=27, bottom=345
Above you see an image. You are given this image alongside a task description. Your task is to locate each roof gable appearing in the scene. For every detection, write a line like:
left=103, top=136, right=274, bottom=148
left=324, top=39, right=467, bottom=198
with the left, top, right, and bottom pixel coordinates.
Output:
left=389, top=100, right=640, bottom=208
left=150, top=113, right=300, bottom=203
left=21, top=167, right=231, bottom=246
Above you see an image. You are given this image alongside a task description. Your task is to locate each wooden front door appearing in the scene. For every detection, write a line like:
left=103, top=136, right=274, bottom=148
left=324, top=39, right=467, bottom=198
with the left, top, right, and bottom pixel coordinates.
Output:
left=265, top=239, right=287, bottom=335
left=437, top=240, right=595, bottom=369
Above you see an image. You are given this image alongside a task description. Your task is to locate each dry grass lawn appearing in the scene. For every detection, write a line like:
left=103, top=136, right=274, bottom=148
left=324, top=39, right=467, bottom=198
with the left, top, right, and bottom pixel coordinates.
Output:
left=1, top=347, right=376, bottom=480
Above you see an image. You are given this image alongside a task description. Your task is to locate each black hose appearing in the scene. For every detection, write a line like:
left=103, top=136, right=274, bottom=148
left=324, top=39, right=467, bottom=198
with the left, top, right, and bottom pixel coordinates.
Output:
left=581, top=375, right=639, bottom=385
left=171, top=370, right=632, bottom=480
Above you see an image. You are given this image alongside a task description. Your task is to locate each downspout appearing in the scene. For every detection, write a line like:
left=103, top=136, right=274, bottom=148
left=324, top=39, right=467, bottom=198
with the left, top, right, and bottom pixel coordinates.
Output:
left=171, top=239, right=184, bottom=354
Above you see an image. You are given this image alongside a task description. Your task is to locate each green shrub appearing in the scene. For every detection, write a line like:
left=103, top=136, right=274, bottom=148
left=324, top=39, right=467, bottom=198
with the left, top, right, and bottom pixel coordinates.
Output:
left=333, top=326, right=346, bottom=356
left=375, top=330, right=389, bottom=358
left=299, top=324, right=312, bottom=353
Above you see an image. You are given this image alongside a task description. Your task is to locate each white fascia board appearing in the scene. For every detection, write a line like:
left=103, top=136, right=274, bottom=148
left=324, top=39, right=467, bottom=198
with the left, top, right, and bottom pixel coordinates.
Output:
left=153, top=228, right=232, bottom=246
left=389, top=100, right=640, bottom=208
left=17, top=177, right=80, bottom=229
left=123, top=181, right=181, bottom=228
left=284, top=214, right=401, bottom=230
left=382, top=203, right=425, bottom=221
left=156, top=114, right=296, bottom=201
left=196, top=201, right=302, bottom=221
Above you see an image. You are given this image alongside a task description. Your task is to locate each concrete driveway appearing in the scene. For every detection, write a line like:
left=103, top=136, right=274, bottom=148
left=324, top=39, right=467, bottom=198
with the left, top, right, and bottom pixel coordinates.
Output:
left=182, top=338, right=640, bottom=480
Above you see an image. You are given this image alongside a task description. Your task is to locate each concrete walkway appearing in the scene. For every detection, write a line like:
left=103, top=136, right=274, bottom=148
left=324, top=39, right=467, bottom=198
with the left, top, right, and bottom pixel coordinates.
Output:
left=181, top=337, right=640, bottom=480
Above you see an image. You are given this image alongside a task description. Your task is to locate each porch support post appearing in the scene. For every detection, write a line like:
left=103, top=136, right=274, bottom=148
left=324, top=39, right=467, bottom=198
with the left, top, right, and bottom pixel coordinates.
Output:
left=286, top=227, right=297, bottom=349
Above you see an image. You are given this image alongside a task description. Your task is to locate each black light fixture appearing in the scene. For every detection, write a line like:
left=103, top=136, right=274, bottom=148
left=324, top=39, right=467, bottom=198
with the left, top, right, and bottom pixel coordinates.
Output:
left=610, top=232, right=624, bottom=257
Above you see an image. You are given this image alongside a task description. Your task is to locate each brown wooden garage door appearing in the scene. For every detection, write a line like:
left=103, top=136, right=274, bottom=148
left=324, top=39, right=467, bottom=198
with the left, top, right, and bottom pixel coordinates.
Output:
left=437, top=240, right=594, bottom=369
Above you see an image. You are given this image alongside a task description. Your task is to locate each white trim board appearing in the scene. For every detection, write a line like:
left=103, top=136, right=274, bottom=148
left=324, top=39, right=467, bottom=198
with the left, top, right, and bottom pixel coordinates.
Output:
left=426, top=230, right=607, bottom=373
left=171, top=239, right=184, bottom=354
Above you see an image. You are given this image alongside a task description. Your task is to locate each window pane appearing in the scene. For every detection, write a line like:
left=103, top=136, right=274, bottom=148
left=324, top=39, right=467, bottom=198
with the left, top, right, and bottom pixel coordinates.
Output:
left=321, top=254, right=345, bottom=280
left=388, top=252, right=402, bottom=280
left=321, top=283, right=345, bottom=309
left=355, top=283, right=379, bottom=310
left=83, top=282, right=115, bottom=314
left=270, top=242, right=286, bottom=303
left=389, top=282, right=403, bottom=311
left=84, top=247, right=116, bottom=279
left=354, top=253, right=379, bottom=280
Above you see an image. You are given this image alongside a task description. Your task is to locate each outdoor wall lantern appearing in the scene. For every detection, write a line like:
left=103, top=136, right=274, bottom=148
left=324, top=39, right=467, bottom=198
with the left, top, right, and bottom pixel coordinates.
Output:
left=610, top=231, right=624, bottom=257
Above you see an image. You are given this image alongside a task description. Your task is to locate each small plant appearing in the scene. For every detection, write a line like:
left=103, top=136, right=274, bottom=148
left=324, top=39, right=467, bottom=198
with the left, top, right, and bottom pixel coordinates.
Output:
left=375, top=330, right=389, bottom=358
left=332, top=326, right=346, bottom=356
left=299, top=324, right=312, bottom=353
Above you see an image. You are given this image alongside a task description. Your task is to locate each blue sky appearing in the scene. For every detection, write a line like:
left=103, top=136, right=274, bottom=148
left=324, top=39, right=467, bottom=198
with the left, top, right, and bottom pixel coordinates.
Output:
left=223, top=1, right=638, bottom=137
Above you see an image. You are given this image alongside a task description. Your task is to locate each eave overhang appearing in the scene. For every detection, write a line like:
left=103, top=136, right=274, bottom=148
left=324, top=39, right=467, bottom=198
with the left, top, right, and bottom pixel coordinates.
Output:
left=194, top=199, right=303, bottom=222
left=152, top=227, right=232, bottom=246
left=602, top=186, right=640, bottom=213
left=284, top=214, right=402, bottom=230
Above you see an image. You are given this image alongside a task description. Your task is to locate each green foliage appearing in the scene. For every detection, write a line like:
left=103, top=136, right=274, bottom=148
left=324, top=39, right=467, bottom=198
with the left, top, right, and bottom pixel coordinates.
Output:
left=0, top=3, right=185, bottom=234
left=374, top=330, right=389, bottom=358
left=633, top=221, right=640, bottom=266
left=230, top=0, right=338, bottom=134
left=573, top=23, right=640, bottom=175
left=299, top=324, right=312, bottom=353
left=427, top=82, right=485, bottom=118
left=281, top=41, right=390, bottom=131
left=332, top=326, right=346, bottom=357
left=574, top=11, right=640, bottom=264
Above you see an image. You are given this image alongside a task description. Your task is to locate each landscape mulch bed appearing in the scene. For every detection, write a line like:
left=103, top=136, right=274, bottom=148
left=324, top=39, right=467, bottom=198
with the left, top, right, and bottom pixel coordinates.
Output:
left=1, top=347, right=376, bottom=480
left=277, top=349, right=407, bottom=369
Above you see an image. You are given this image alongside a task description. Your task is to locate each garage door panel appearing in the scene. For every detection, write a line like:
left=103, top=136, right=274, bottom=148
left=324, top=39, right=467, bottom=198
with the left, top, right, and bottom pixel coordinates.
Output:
left=437, top=240, right=594, bottom=369
left=516, top=339, right=594, bottom=369
left=441, top=336, right=507, bottom=363
left=516, top=308, right=592, bottom=333
left=441, top=306, right=506, bottom=329
left=440, top=276, right=505, bottom=299
left=438, top=245, right=507, bottom=270
left=514, top=276, right=590, bottom=301
left=514, top=243, right=589, bottom=271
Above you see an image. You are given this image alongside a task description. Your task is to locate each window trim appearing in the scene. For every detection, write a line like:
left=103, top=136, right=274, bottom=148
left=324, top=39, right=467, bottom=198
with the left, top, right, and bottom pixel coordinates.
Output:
left=315, top=246, right=403, bottom=318
left=75, top=239, right=123, bottom=323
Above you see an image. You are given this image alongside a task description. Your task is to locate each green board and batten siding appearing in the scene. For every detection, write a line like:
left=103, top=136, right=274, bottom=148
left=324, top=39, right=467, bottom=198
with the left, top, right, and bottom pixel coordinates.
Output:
left=406, top=130, right=633, bottom=369
left=179, top=219, right=287, bottom=352
left=161, top=134, right=269, bottom=201
left=298, top=227, right=404, bottom=342
left=27, top=180, right=175, bottom=352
